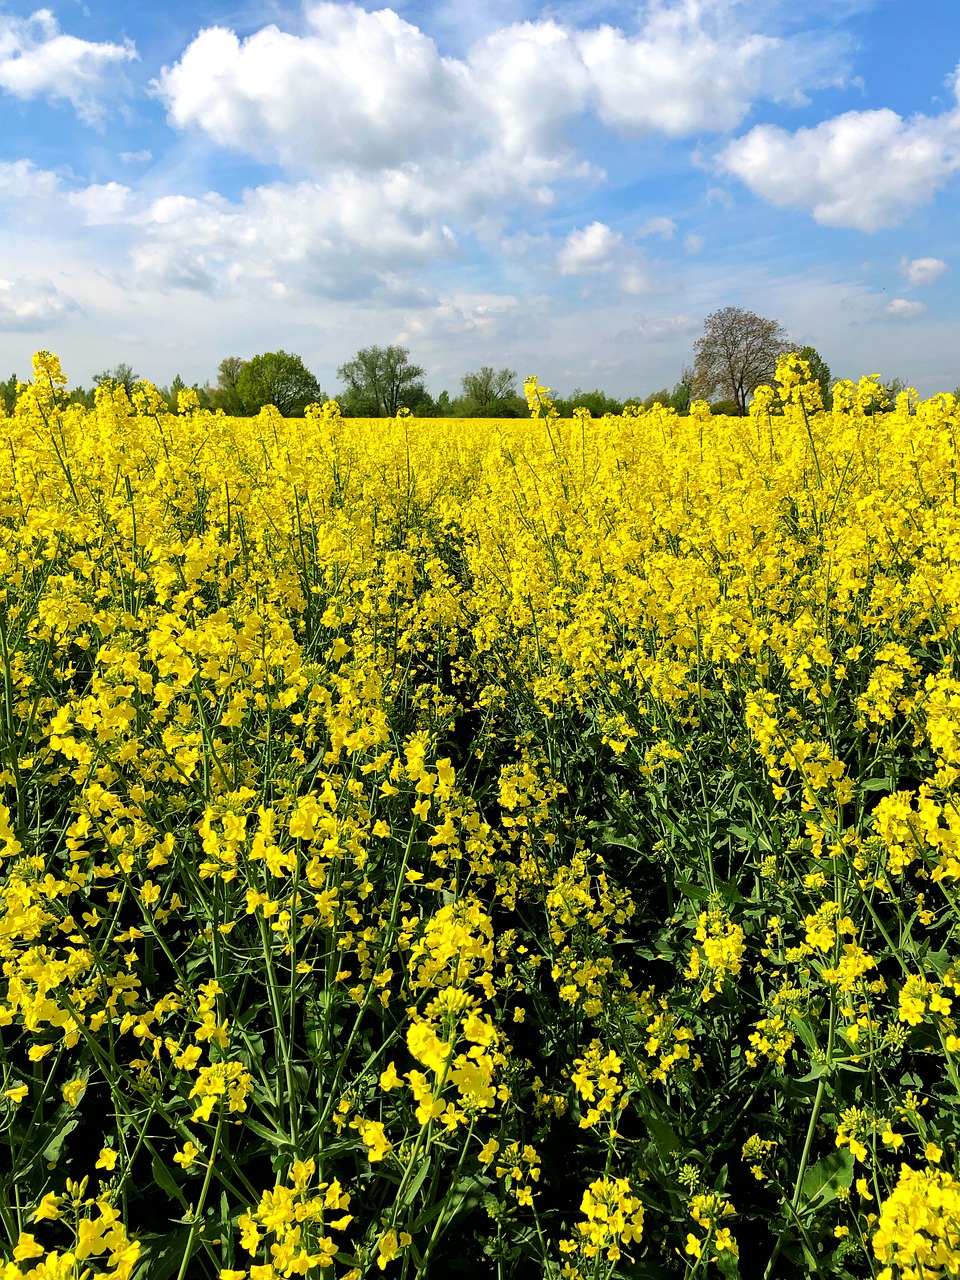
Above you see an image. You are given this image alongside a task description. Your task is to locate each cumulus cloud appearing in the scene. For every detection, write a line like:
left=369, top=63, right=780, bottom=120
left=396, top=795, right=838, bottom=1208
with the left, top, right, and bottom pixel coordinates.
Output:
left=0, top=158, right=60, bottom=201
left=885, top=298, right=927, bottom=318
left=155, top=1, right=847, bottom=209
left=899, top=256, right=947, bottom=286
left=719, top=85, right=960, bottom=230
left=558, top=221, right=622, bottom=273
left=67, top=182, right=134, bottom=225
left=578, top=10, right=780, bottom=137
left=555, top=221, right=663, bottom=294
left=129, top=176, right=460, bottom=300
left=0, top=275, right=80, bottom=331
left=156, top=6, right=472, bottom=172
left=0, top=8, right=135, bottom=123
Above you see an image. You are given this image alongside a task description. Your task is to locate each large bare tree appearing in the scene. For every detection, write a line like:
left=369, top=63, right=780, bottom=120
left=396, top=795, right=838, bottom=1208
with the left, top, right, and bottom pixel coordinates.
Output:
left=691, top=307, right=791, bottom=414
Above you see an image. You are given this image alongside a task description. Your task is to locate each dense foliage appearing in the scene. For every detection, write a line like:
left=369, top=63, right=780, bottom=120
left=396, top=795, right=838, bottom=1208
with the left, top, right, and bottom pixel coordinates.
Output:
left=1, top=353, right=959, bottom=1279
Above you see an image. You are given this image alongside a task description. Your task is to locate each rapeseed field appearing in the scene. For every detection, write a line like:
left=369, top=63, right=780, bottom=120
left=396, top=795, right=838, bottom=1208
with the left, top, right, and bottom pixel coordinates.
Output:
left=1, top=351, right=959, bottom=1279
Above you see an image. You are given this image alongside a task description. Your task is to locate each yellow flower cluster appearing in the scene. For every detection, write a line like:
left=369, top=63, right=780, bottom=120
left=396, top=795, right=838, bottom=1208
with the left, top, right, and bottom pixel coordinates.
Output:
left=558, top=1175, right=644, bottom=1271
left=683, top=908, right=746, bottom=1001
left=872, top=1164, right=960, bottom=1280
left=2, top=349, right=960, bottom=1275
left=233, top=1160, right=352, bottom=1278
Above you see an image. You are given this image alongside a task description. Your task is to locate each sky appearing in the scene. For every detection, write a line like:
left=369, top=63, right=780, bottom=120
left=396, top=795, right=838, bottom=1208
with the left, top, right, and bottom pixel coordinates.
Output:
left=1, top=0, right=959, bottom=400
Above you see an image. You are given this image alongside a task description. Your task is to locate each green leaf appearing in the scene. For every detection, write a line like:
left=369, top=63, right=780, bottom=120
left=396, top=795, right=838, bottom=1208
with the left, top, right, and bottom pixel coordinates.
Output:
left=42, top=1117, right=78, bottom=1165
left=800, top=1148, right=854, bottom=1212
left=241, top=1116, right=297, bottom=1148
left=644, top=1109, right=681, bottom=1157
left=676, top=880, right=711, bottom=902
left=131, top=1228, right=193, bottom=1280
left=401, top=1153, right=432, bottom=1208
left=789, top=1013, right=820, bottom=1054
left=796, top=1061, right=828, bottom=1082
left=151, top=1154, right=186, bottom=1206
left=924, top=948, right=951, bottom=977
left=715, top=1248, right=742, bottom=1279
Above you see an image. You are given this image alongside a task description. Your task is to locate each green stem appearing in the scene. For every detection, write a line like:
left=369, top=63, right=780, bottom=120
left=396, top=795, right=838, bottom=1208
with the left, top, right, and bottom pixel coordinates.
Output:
left=176, top=1108, right=224, bottom=1280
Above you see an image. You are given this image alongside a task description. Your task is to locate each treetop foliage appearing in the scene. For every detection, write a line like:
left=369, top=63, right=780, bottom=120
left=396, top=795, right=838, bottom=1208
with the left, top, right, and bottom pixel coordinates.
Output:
left=337, top=345, right=430, bottom=417
left=691, top=306, right=792, bottom=415
left=0, top=324, right=859, bottom=419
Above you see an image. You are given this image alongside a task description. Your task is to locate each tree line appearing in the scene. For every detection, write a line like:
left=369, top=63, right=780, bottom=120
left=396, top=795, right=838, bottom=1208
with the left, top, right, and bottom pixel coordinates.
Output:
left=0, top=309, right=939, bottom=419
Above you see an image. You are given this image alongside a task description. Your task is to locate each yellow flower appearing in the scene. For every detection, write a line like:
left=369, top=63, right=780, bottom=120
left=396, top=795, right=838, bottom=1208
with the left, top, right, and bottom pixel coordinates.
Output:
left=140, top=880, right=161, bottom=907
left=377, top=1229, right=412, bottom=1270
left=95, top=1147, right=119, bottom=1171
left=32, top=1192, right=62, bottom=1222
left=713, top=1227, right=739, bottom=1258
left=379, top=1062, right=401, bottom=1090
left=13, top=1234, right=45, bottom=1261
left=173, top=1141, right=200, bottom=1168
left=62, top=1078, right=87, bottom=1108
left=685, top=1234, right=702, bottom=1258
left=4, top=1084, right=28, bottom=1103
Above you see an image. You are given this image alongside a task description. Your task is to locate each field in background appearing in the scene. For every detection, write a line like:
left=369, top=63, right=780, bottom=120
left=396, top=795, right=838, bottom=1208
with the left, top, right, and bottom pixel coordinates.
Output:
left=1, top=354, right=959, bottom=1279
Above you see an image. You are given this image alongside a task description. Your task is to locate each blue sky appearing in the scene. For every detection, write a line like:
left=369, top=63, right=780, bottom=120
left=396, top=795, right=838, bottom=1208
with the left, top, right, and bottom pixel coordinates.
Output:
left=1, top=0, right=959, bottom=398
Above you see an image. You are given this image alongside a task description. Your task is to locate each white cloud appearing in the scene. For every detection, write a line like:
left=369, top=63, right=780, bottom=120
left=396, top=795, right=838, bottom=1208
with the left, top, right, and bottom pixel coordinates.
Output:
left=156, top=6, right=472, bottom=172
left=0, top=158, right=60, bottom=201
left=67, top=182, right=133, bottom=225
left=620, top=263, right=660, bottom=295
left=719, top=90, right=960, bottom=230
left=899, top=256, right=947, bottom=286
left=129, top=175, right=460, bottom=300
left=155, top=1, right=847, bottom=220
left=0, top=8, right=135, bottom=123
left=0, top=275, right=80, bottom=331
left=639, top=216, right=676, bottom=239
left=120, top=150, right=152, bottom=165
left=548, top=220, right=664, bottom=294
left=885, top=298, right=927, bottom=318
left=684, top=233, right=706, bottom=254
left=466, top=20, right=591, bottom=163
left=577, top=10, right=780, bottom=138
left=558, top=221, right=622, bottom=274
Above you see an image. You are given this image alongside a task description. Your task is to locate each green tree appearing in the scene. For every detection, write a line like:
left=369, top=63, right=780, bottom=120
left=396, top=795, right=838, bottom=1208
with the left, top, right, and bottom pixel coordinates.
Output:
left=554, top=387, right=624, bottom=417
left=670, top=369, right=692, bottom=415
left=337, top=345, right=427, bottom=417
left=0, top=372, right=17, bottom=414
left=215, top=357, right=246, bottom=415
left=68, top=386, right=95, bottom=410
left=797, top=345, right=833, bottom=409
left=456, top=366, right=523, bottom=416
left=164, top=374, right=187, bottom=413
left=93, top=363, right=139, bottom=396
left=691, top=307, right=791, bottom=415
left=236, top=351, right=325, bottom=417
